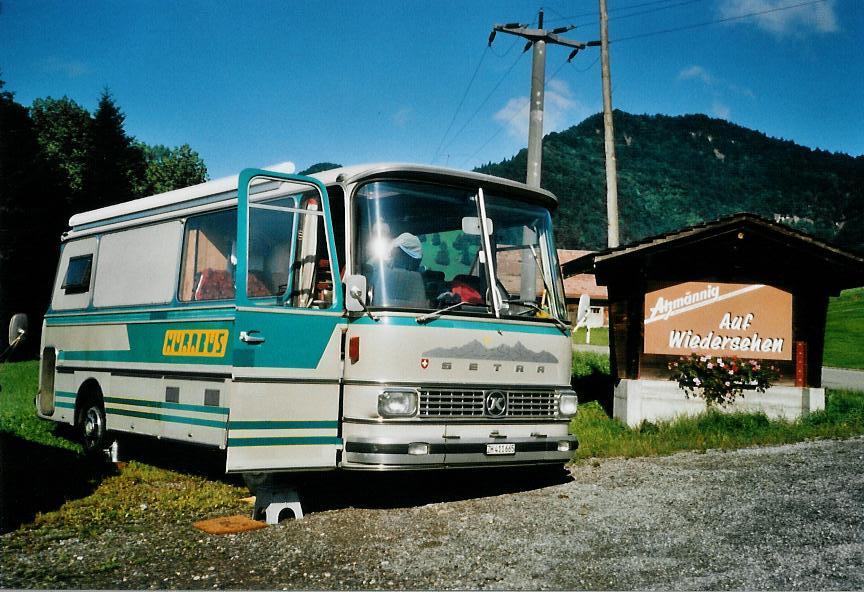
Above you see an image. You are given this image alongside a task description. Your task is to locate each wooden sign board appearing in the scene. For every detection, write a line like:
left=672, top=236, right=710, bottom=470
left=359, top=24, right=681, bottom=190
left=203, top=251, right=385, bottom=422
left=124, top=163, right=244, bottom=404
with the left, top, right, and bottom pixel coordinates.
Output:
left=644, top=282, right=792, bottom=360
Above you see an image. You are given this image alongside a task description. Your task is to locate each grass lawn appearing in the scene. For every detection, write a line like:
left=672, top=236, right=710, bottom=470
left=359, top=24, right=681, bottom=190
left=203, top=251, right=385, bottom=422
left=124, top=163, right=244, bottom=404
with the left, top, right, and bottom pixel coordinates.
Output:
left=569, top=348, right=864, bottom=460
left=824, top=287, right=864, bottom=369
left=571, top=326, right=609, bottom=347
left=0, top=360, right=78, bottom=451
left=570, top=391, right=864, bottom=461
left=0, top=361, right=247, bottom=538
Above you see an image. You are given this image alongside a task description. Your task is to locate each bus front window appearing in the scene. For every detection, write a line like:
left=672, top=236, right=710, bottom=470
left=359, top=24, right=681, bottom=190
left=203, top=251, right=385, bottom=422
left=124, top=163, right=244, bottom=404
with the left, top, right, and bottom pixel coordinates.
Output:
left=353, top=180, right=566, bottom=322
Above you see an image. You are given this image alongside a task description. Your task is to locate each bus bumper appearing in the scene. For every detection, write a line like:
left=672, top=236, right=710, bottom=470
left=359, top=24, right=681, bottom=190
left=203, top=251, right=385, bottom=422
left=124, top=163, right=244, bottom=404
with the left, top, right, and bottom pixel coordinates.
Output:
left=340, top=421, right=577, bottom=469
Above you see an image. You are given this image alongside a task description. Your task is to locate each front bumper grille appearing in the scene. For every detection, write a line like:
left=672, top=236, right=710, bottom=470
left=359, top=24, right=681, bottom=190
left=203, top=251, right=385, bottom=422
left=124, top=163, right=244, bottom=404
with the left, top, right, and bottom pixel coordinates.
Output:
left=418, top=388, right=557, bottom=418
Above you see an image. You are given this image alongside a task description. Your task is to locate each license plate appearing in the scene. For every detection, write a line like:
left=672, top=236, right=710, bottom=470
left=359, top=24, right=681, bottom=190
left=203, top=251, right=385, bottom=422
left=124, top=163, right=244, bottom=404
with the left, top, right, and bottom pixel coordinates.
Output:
left=485, top=443, right=516, bottom=456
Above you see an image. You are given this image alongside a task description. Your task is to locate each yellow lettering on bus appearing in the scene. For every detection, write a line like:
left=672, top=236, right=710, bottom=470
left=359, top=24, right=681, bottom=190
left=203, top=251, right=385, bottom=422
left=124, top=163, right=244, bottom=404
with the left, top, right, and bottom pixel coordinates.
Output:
left=162, top=329, right=229, bottom=357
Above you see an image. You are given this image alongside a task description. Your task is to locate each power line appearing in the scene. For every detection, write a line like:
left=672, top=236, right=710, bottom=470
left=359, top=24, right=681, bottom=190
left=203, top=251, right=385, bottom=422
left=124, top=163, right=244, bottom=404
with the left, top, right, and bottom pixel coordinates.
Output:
left=569, top=55, right=601, bottom=74
left=544, top=0, right=700, bottom=23
left=457, top=56, right=590, bottom=170
left=438, top=49, right=528, bottom=162
left=432, top=12, right=536, bottom=165
left=612, top=0, right=832, bottom=42
left=431, top=48, right=489, bottom=165
left=553, top=0, right=712, bottom=30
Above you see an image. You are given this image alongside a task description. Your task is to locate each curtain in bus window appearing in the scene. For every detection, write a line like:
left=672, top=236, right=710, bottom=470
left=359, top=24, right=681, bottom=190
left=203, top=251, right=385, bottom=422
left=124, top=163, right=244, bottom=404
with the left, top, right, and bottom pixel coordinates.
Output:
left=178, top=209, right=237, bottom=302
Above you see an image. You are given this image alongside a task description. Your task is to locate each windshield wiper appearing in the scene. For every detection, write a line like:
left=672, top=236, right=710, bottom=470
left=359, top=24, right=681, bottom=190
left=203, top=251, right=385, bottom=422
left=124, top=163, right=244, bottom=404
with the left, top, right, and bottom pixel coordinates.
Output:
left=506, top=299, right=569, bottom=334
left=416, top=300, right=477, bottom=324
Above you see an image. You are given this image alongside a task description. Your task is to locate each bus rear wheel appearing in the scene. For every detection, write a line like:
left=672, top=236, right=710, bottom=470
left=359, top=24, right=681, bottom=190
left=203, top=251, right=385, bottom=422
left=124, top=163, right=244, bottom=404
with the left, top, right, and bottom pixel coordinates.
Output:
left=78, top=399, right=107, bottom=454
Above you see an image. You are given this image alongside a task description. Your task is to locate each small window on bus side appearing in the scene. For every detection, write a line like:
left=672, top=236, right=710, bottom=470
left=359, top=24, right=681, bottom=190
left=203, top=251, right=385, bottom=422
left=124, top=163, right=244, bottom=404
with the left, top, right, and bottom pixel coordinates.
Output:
left=61, top=255, right=93, bottom=294
left=179, top=209, right=238, bottom=302
left=51, top=237, right=98, bottom=311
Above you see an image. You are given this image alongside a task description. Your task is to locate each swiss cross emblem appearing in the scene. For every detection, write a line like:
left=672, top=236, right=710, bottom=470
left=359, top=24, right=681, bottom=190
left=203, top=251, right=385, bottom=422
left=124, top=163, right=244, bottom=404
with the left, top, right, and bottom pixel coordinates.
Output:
left=420, top=358, right=429, bottom=369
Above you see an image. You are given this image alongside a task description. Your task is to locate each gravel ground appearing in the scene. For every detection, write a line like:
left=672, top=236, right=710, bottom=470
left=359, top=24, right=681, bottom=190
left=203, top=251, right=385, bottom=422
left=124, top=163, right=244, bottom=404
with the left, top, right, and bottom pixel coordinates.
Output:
left=2, top=437, right=863, bottom=590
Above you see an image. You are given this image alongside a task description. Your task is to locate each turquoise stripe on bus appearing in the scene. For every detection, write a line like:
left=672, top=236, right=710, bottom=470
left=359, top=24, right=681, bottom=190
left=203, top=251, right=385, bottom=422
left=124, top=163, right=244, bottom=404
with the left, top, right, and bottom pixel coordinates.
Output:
left=351, top=315, right=565, bottom=335
left=55, top=391, right=76, bottom=399
left=56, top=401, right=76, bottom=410
left=59, top=321, right=234, bottom=365
left=227, top=436, right=342, bottom=447
left=104, top=396, right=228, bottom=415
left=228, top=420, right=338, bottom=430
left=107, top=407, right=227, bottom=429
left=45, top=306, right=235, bottom=325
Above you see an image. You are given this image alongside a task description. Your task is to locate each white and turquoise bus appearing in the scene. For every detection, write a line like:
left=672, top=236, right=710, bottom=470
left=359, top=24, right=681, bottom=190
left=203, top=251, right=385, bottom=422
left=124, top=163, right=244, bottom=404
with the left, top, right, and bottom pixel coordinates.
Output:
left=36, top=163, right=578, bottom=474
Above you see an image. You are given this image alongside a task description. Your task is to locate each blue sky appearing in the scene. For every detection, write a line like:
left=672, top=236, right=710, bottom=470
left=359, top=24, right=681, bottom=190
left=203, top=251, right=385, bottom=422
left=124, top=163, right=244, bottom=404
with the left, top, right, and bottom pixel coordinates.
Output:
left=2, top=0, right=861, bottom=180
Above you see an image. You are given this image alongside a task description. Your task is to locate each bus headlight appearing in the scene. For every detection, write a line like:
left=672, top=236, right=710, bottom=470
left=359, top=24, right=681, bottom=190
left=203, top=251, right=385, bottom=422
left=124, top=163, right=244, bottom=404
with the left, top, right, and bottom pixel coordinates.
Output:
left=557, top=390, right=579, bottom=418
left=378, top=389, right=419, bottom=418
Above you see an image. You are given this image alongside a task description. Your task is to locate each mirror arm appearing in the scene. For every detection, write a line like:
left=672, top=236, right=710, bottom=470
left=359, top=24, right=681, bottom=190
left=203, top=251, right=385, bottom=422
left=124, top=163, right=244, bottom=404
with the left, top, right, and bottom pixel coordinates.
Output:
left=349, top=287, right=379, bottom=322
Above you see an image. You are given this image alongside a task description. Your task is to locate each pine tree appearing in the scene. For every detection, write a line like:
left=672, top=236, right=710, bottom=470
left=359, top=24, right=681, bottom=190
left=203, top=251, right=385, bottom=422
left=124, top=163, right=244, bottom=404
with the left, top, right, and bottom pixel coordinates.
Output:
left=82, top=89, right=146, bottom=211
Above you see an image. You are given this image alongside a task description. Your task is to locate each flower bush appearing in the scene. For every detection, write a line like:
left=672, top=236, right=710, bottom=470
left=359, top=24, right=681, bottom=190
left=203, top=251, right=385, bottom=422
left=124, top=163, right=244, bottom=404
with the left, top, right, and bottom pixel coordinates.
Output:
left=668, top=354, right=780, bottom=407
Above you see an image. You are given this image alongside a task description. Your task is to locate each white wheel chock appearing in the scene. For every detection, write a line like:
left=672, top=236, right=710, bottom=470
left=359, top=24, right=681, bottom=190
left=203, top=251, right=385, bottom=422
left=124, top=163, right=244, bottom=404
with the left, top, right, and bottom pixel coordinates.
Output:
left=253, top=487, right=304, bottom=524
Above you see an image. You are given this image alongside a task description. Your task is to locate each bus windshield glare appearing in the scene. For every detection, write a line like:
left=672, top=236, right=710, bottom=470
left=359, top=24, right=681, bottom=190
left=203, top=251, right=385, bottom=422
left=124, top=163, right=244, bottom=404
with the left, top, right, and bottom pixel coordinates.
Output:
left=354, top=180, right=567, bottom=322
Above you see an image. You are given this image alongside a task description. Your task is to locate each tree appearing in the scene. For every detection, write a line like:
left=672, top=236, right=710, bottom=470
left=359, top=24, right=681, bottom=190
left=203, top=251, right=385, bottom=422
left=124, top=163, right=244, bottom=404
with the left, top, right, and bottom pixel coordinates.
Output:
left=136, top=143, right=208, bottom=196
left=30, top=97, right=93, bottom=204
left=299, top=162, right=342, bottom=176
left=0, top=80, right=65, bottom=357
left=82, top=89, right=146, bottom=210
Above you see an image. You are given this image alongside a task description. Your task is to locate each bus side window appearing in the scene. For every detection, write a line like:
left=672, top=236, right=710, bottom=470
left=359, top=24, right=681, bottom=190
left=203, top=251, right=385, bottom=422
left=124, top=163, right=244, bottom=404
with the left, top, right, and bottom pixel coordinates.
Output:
left=179, top=209, right=237, bottom=302
left=61, top=254, right=93, bottom=294
left=249, top=192, right=335, bottom=308
left=51, top=237, right=98, bottom=311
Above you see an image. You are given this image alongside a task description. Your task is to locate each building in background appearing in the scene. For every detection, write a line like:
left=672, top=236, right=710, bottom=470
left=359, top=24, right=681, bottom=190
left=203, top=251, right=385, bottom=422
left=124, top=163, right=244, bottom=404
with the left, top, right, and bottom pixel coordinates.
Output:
left=559, top=250, right=608, bottom=327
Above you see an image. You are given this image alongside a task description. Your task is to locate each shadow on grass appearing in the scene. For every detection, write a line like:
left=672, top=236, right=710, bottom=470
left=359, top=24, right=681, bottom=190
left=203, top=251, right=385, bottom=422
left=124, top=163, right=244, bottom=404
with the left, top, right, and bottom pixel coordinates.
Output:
left=2, top=431, right=573, bottom=530
left=0, top=432, right=115, bottom=534
left=572, top=371, right=615, bottom=417
left=116, top=434, right=233, bottom=482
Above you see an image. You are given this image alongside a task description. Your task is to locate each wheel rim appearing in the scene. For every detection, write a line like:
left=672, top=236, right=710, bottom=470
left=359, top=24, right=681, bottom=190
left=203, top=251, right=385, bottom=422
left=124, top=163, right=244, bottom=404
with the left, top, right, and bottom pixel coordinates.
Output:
left=83, top=406, right=104, bottom=450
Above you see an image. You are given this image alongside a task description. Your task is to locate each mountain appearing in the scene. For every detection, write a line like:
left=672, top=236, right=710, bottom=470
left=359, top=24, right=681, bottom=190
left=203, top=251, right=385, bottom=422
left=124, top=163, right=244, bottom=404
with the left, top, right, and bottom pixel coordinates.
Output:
left=476, top=111, right=864, bottom=254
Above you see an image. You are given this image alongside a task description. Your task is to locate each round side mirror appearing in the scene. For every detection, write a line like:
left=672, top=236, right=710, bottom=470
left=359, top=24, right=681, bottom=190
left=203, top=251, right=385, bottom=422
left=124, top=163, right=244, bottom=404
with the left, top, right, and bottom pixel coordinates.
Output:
left=8, top=313, right=28, bottom=345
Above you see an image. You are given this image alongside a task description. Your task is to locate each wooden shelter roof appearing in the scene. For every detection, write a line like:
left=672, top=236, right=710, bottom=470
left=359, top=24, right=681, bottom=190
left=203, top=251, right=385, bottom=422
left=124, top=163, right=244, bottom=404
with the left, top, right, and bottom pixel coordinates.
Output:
left=561, top=213, right=864, bottom=295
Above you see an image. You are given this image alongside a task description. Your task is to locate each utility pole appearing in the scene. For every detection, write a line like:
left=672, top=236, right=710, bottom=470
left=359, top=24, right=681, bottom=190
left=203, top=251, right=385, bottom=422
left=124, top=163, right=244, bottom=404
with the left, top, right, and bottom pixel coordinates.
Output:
left=599, top=0, right=620, bottom=248
left=490, top=11, right=599, bottom=189
left=490, top=11, right=599, bottom=301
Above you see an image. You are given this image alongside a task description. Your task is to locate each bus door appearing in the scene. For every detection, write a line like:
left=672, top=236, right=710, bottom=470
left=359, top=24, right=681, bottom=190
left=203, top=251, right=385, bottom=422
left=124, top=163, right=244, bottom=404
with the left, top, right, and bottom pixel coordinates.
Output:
left=226, top=169, right=346, bottom=472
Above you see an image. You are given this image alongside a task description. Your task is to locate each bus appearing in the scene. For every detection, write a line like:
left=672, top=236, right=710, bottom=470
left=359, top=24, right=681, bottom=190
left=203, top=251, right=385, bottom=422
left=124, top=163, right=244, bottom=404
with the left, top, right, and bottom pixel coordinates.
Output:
left=35, top=163, right=578, bottom=477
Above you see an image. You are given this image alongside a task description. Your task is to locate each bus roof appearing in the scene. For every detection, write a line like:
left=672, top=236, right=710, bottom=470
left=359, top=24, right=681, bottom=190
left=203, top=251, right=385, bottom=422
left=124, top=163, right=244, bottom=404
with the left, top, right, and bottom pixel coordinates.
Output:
left=67, top=162, right=558, bottom=232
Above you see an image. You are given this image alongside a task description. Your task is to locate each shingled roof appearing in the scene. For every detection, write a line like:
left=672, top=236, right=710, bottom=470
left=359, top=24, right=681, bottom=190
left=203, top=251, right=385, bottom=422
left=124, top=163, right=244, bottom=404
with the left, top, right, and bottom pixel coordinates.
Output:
left=561, top=213, right=864, bottom=294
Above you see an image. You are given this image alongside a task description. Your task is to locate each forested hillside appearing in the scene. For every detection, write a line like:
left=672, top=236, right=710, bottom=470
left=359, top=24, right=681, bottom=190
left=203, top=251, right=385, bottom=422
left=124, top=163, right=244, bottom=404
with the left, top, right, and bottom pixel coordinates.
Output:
left=477, top=111, right=864, bottom=254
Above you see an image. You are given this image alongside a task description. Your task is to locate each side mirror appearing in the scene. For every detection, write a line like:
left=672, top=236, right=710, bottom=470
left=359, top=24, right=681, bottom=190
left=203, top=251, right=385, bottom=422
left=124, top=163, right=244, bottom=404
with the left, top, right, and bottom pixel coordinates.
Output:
left=1, top=313, right=28, bottom=363
left=8, top=313, right=27, bottom=346
left=462, top=216, right=494, bottom=236
left=575, top=294, right=590, bottom=328
left=344, top=275, right=368, bottom=313
left=344, top=275, right=379, bottom=322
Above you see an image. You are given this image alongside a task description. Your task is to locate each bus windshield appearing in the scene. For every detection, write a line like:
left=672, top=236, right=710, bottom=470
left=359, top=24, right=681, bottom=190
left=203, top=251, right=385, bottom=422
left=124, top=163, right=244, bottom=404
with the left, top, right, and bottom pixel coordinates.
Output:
left=354, top=180, right=567, bottom=322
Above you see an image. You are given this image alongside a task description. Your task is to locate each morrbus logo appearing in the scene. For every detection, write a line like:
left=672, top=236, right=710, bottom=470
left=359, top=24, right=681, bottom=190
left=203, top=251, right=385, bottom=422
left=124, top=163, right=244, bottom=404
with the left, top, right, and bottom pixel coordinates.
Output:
left=162, top=329, right=229, bottom=358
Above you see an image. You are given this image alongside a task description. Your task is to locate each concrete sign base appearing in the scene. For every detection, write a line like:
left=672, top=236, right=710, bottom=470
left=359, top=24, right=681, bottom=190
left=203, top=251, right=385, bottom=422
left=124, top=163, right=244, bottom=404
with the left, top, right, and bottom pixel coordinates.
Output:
left=613, top=379, right=825, bottom=427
